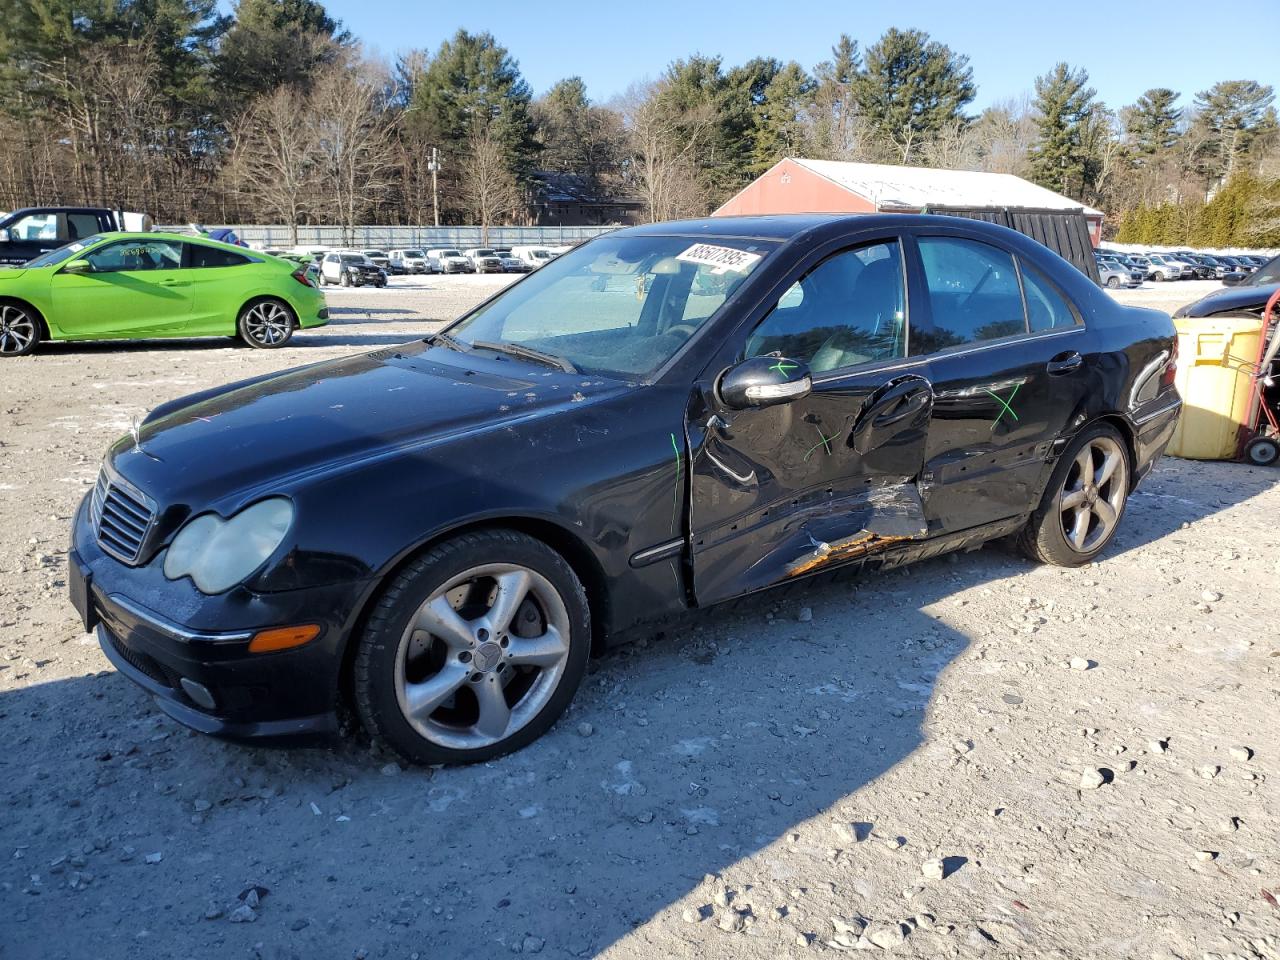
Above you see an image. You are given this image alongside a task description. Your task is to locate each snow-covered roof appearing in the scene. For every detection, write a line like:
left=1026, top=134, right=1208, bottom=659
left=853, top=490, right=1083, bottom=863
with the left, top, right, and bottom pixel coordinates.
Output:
left=791, top=158, right=1104, bottom=218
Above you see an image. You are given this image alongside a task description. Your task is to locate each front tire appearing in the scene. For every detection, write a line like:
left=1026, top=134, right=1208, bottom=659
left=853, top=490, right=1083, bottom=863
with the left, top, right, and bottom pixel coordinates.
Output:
left=1017, top=425, right=1130, bottom=566
left=1106, top=276, right=1121, bottom=289
left=353, top=529, right=591, bottom=765
left=237, top=298, right=295, bottom=349
left=0, top=302, right=41, bottom=357
left=1244, top=436, right=1279, bottom=466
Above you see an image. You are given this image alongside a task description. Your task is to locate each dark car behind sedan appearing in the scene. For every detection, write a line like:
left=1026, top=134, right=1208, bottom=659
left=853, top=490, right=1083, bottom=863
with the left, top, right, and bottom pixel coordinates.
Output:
left=71, top=214, right=1181, bottom=766
left=1174, top=254, right=1280, bottom=319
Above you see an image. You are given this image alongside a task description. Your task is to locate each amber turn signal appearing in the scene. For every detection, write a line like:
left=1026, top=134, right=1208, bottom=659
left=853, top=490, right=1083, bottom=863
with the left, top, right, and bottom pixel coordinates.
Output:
left=248, top=624, right=321, bottom=654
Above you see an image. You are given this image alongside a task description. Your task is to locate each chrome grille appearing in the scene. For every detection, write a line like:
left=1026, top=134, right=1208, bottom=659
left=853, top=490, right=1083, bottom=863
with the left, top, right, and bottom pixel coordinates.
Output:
left=91, top=469, right=156, bottom=565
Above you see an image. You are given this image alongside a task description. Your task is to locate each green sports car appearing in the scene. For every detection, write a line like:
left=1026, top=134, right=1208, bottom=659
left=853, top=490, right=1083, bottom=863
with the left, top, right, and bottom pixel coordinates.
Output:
left=0, top=232, right=328, bottom=357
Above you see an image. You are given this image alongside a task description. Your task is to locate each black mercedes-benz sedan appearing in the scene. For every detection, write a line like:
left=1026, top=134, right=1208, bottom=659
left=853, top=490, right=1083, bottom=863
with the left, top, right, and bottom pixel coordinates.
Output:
left=69, top=214, right=1182, bottom=765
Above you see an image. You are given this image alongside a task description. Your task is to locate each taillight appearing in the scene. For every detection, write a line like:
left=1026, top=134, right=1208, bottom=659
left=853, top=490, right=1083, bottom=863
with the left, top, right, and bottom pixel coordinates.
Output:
left=1160, top=336, right=1178, bottom=389
left=291, top=267, right=315, bottom=289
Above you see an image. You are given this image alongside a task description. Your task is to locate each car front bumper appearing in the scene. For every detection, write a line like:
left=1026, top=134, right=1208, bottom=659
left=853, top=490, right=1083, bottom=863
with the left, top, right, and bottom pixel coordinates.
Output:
left=69, top=494, right=373, bottom=740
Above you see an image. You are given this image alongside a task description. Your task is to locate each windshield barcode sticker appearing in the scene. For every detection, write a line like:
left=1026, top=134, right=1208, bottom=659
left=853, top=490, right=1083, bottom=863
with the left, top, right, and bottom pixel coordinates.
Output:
left=676, top=243, right=762, bottom=274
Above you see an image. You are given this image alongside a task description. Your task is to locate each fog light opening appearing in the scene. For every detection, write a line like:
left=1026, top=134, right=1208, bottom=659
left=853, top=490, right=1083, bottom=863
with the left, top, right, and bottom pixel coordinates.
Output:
left=248, top=624, right=321, bottom=654
left=179, top=677, right=217, bottom=710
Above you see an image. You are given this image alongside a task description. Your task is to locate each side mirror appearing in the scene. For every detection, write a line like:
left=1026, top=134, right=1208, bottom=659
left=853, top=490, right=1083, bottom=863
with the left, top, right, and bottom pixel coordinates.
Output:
left=719, top=355, right=812, bottom=410
left=62, top=259, right=93, bottom=274
left=1222, top=274, right=1242, bottom=286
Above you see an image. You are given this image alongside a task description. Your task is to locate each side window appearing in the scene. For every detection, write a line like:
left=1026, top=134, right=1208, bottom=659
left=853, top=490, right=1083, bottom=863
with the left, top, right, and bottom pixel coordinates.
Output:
left=66, top=214, right=101, bottom=241
left=8, top=213, right=58, bottom=241
left=913, top=237, right=1026, bottom=354
left=746, top=239, right=906, bottom=374
left=84, top=239, right=182, bottom=272
left=187, top=243, right=250, bottom=268
left=1021, top=264, right=1079, bottom=332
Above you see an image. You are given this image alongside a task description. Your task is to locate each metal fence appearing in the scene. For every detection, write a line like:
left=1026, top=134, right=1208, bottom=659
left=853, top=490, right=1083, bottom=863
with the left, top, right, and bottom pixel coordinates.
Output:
left=164, top=224, right=622, bottom=250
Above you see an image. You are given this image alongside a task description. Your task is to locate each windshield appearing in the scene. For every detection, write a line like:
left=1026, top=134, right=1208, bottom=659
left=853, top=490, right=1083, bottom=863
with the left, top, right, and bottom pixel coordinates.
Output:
left=473, top=249, right=496, bottom=256
left=340, top=255, right=365, bottom=264
left=442, top=250, right=462, bottom=257
left=449, top=234, right=775, bottom=378
left=1247, top=256, right=1279, bottom=285
left=24, top=236, right=103, bottom=268
left=404, top=250, right=424, bottom=257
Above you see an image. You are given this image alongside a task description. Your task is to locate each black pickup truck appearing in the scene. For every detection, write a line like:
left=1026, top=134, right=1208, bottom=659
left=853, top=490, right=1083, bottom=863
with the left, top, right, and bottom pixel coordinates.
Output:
left=0, top=207, right=153, bottom=265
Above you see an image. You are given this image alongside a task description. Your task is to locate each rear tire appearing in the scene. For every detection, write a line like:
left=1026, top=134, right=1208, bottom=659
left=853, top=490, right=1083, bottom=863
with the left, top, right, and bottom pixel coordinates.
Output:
left=0, top=301, right=42, bottom=357
left=237, top=298, right=295, bottom=349
left=1017, top=424, right=1130, bottom=566
left=353, top=529, right=591, bottom=766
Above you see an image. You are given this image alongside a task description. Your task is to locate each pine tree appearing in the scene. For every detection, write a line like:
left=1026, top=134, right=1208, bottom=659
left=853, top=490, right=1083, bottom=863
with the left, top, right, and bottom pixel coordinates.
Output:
left=1029, top=63, right=1097, bottom=195
left=406, top=29, right=538, bottom=221
left=1126, top=88, right=1181, bottom=155
left=808, top=35, right=863, bottom=159
left=855, top=28, right=975, bottom=162
left=1193, top=80, right=1276, bottom=179
left=215, top=0, right=350, bottom=102
left=749, top=61, right=814, bottom=172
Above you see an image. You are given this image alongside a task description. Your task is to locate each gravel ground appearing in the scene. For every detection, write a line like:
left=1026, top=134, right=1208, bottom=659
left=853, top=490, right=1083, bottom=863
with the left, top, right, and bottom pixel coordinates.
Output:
left=2, top=275, right=1278, bottom=960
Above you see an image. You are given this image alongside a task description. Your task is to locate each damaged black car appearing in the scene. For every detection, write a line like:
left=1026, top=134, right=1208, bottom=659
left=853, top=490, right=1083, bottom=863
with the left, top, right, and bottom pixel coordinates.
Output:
left=69, top=214, right=1182, bottom=764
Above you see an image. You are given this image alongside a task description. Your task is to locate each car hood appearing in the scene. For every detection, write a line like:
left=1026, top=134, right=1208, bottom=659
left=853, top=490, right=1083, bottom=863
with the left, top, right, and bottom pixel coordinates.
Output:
left=1173, top=282, right=1279, bottom=317
left=112, top=341, right=628, bottom=507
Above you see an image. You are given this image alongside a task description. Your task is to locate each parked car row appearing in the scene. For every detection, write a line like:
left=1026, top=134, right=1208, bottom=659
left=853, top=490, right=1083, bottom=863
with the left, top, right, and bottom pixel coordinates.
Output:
left=265, top=244, right=562, bottom=277
left=1095, top=248, right=1271, bottom=284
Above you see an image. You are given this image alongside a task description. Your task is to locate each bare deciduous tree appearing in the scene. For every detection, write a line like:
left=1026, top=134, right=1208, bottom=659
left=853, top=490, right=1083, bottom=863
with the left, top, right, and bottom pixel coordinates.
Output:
left=460, top=127, right=521, bottom=243
left=310, top=58, right=397, bottom=244
left=619, top=82, right=713, bottom=222
left=224, top=86, right=318, bottom=246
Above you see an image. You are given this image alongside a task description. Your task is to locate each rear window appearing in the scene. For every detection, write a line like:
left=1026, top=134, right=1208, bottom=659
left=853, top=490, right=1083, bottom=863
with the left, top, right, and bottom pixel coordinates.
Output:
left=187, top=244, right=250, bottom=268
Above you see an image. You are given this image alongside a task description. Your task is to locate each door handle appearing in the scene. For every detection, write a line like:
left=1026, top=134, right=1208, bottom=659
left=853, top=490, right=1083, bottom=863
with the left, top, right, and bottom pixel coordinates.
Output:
left=872, top=388, right=931, bottom=427
left=159, top=279, right=191, bottom=287
left=1046, top=351, right=1083, bottom=375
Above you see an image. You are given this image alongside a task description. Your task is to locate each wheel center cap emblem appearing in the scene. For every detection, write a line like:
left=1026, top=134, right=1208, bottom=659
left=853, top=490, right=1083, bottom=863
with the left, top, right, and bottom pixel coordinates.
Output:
left=474, top=641, right=502, bottom=672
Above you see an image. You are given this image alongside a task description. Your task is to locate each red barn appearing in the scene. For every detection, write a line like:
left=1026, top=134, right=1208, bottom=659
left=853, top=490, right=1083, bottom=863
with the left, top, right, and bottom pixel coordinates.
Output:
left=715, top=157, right=1104, bottom=247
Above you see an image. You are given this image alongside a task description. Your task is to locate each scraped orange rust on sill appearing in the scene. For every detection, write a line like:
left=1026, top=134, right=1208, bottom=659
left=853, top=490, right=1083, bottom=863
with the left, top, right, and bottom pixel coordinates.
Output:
left=785, top=531, right=914, bottom=578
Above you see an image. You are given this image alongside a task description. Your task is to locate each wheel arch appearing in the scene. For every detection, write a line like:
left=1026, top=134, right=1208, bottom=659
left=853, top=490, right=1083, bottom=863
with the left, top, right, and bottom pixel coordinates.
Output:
left=1090, top=413, right=1139, bottom=489
left=238, top=292, right=298, bottom=322
left=0, top=295, right=50, bottom=340
left=335, top=515, right=613, bottom=717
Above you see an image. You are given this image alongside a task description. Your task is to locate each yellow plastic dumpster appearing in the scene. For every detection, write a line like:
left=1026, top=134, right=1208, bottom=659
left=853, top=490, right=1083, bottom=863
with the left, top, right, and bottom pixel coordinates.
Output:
left=1167, top=314, right=1264, bottom=460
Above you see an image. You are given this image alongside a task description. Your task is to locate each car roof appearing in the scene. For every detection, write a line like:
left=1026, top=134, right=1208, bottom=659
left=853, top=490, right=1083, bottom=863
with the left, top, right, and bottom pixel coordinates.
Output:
left=90, top=231, right=256, bottom=254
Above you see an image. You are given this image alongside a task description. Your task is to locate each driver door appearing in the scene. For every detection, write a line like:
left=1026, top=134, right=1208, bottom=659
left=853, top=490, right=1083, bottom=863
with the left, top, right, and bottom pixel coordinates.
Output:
left=51, top=238, right=192, bottom=337
left=686, top=237, right=935, bottom=605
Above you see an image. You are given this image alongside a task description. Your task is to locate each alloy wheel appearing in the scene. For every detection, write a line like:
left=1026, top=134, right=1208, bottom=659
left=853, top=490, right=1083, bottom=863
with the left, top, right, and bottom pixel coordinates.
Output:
left=1058, top=435, right=1127, bottom=553
left=393, top=563, right=572, bottom=750
left=243, top=301, right=292, bottom=346
left=0, top=304, right=37, bottom=355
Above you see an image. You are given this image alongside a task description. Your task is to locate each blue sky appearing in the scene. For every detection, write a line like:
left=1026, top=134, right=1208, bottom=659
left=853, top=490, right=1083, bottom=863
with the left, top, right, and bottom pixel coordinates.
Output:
left=299, top=0, right=1265, bottom=112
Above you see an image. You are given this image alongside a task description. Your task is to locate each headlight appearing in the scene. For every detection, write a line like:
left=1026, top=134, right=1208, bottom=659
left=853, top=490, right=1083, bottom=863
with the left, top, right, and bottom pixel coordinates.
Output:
left=163, top=498, right=294, bottom=594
